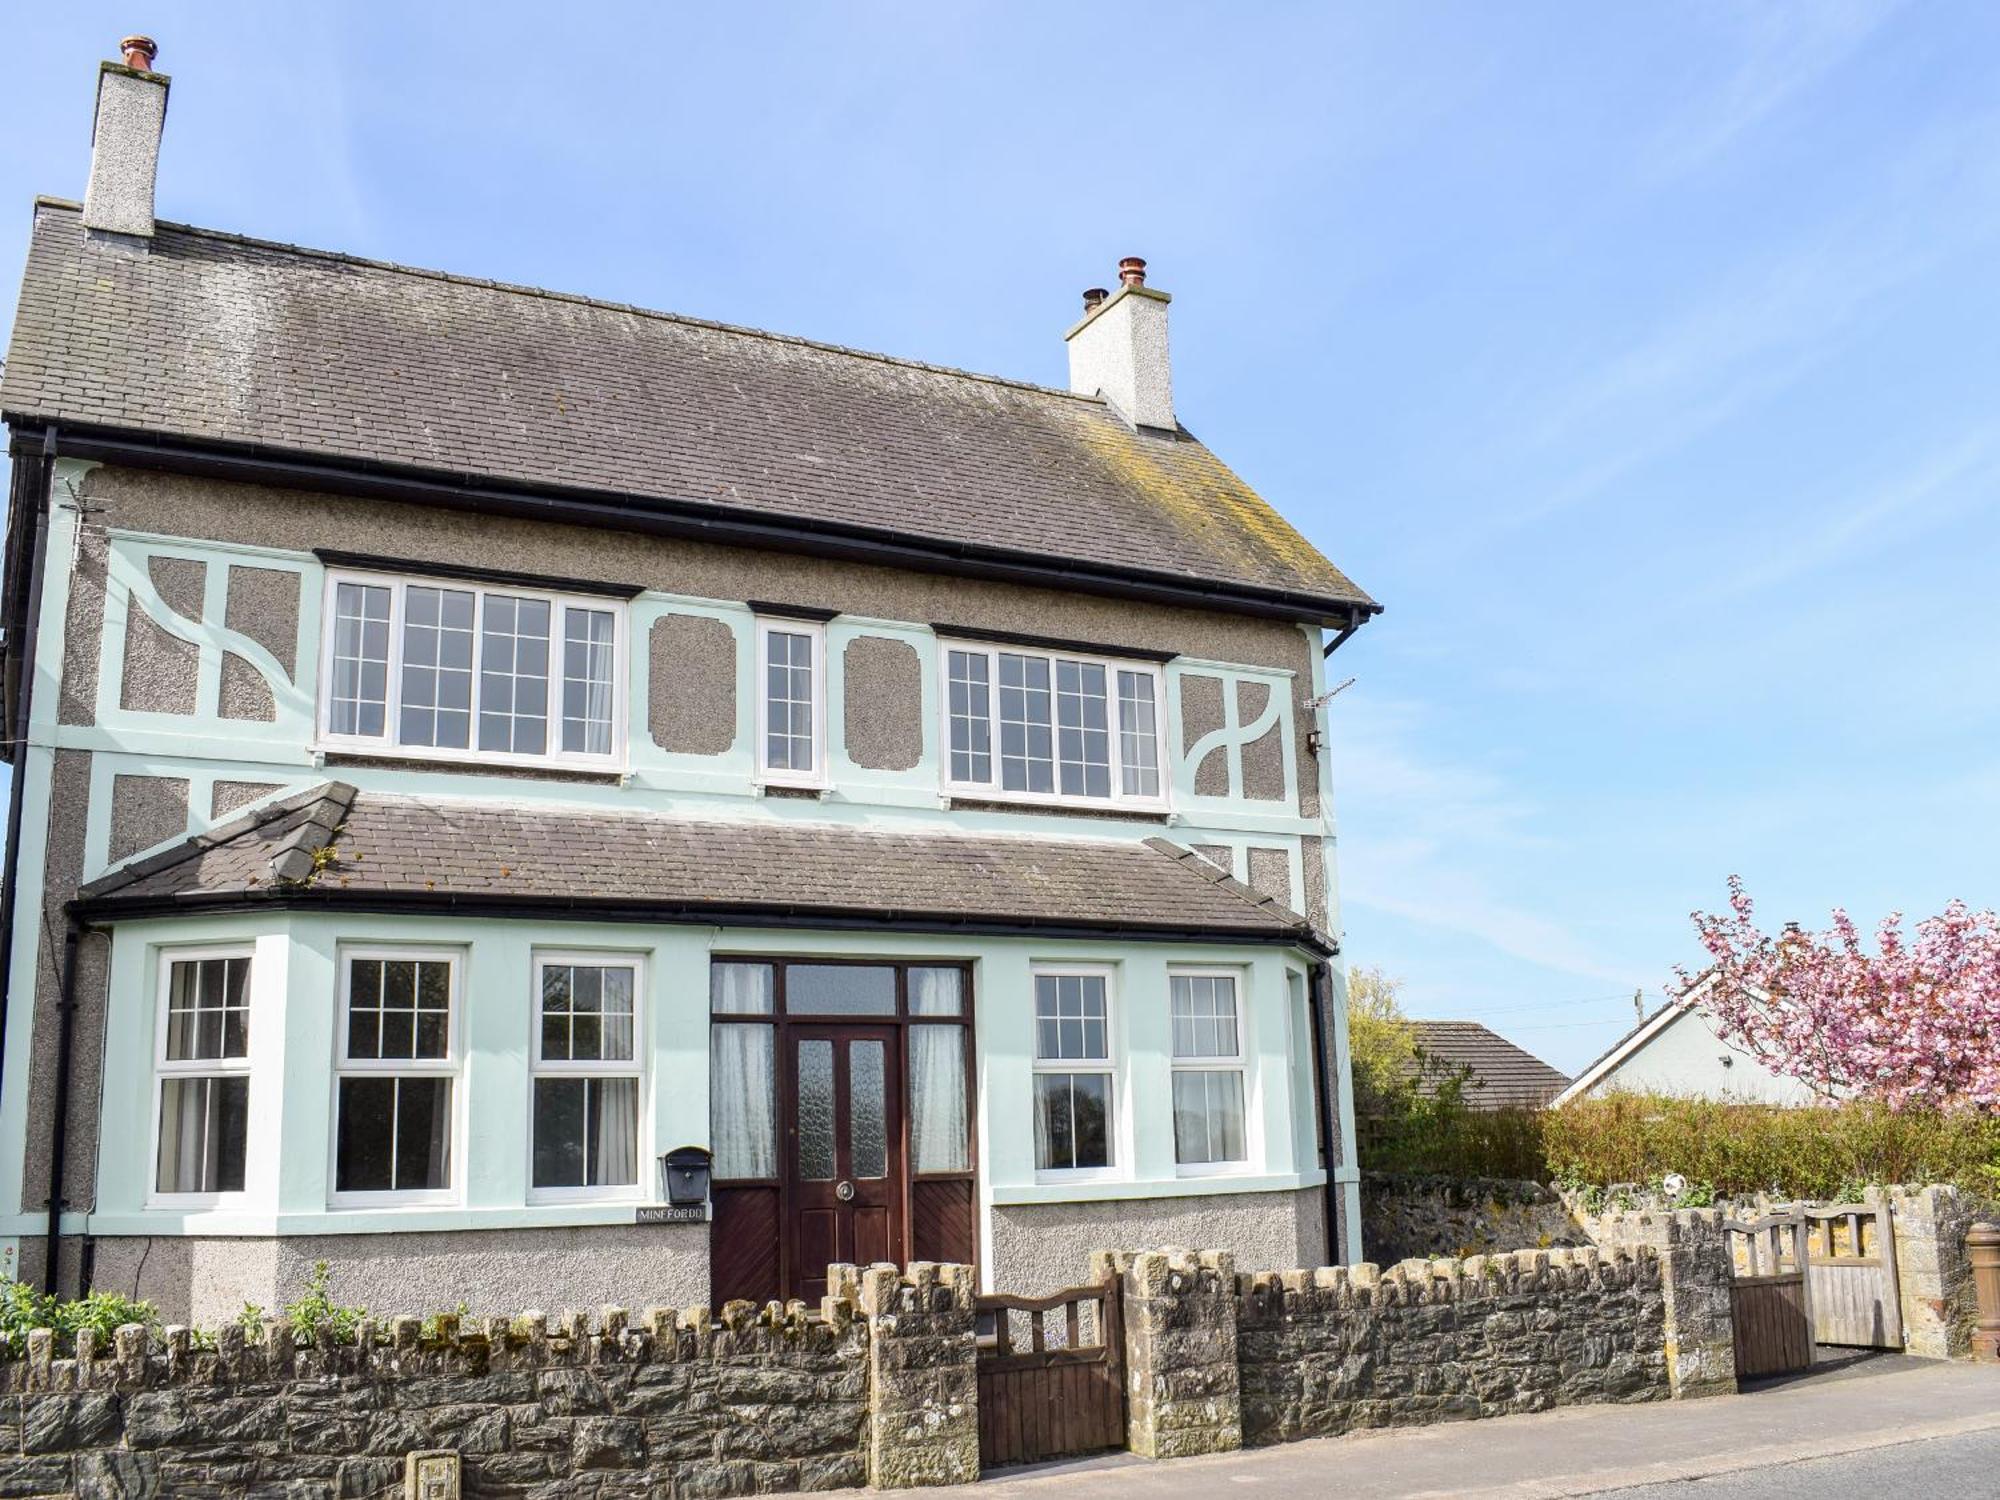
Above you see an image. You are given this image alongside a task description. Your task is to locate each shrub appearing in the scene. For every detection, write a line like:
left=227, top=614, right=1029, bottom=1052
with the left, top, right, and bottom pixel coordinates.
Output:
left=0, top=1283, right=156, bottom=1358
left=283, top=1261, right=367, bottom=1346
left=1544, top=1094, right=2000, bottom=1199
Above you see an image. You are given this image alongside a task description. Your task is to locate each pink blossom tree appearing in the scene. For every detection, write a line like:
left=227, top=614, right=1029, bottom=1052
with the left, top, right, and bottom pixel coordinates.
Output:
left=1684, top=877, right=2000, bottom=1111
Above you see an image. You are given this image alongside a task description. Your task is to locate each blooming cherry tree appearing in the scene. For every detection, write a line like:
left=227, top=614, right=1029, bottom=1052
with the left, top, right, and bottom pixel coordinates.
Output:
left=1684, top=877, right=2000, bottom=1111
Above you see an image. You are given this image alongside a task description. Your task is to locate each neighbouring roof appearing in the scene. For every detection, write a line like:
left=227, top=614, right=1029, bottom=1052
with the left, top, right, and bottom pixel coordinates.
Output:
left=1, top=201, right=1375, bottom=620
left=1405, top=1021, right=1571, bottom=1110
left=75, top=783, right=1325, bottom=949
left=1550, top=974, right=1712, bottom=1107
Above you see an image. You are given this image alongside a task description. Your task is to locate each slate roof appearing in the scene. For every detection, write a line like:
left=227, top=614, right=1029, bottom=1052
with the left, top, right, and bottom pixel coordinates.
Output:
left=1405, top=1021, right=1571, bottom=1110
left=75, top=784, right=1324, bottom=948
left=1, top=201, right=1374, bottom=618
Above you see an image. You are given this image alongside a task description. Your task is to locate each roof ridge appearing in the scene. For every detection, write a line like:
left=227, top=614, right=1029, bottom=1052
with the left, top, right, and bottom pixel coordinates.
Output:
left=33, top=199, right=1109, bottom=410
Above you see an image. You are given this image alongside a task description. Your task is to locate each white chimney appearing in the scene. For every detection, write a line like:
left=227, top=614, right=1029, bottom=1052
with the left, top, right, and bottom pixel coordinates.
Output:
left=82, top=36, right=169, bottom=243
left=1065, top=257, right=1175, bottom=433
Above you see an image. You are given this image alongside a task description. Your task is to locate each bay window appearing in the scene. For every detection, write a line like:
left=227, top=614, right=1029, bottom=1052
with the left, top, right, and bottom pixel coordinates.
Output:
left=1032, top=969, right=1116, bottom=1174
left=153, top=950, right=251, bottom=1200
left=334, top=951, right=458, bottom=1202
left=943, top=644, right=1164, bottom=808
left=320, top=570, right=622, bottom=768
left=1170, top=971, right=1248, bottom=1171
left=532, top=954, right=642, bottom=1196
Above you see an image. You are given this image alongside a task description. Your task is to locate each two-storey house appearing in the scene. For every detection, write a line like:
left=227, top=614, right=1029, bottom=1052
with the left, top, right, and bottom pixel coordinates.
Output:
left=0, top=40, right=1378, bottom=1325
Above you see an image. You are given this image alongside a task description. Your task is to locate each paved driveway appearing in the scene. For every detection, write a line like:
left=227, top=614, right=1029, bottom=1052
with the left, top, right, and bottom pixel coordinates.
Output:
left=966, top=1356, right=2000, bottom=1497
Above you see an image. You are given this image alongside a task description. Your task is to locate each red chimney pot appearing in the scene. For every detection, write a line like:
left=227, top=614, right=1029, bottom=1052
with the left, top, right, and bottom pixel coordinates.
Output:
left=120, top=35, right=158, bottom=71
left=1081, top=287, right=1109, bottom=314
left=1117, top=257, right=1147, bottom=287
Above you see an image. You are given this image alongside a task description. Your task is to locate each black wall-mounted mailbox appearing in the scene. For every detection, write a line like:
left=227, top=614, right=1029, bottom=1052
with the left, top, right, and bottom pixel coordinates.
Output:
left=660, top=1145, right=713, bottom=1208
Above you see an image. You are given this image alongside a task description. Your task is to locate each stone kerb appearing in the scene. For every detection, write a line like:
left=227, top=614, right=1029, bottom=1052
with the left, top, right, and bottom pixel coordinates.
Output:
left=1094, top=1247, right=1242, bottom=1459
left=1597, top=1206, right=1737, bottom=1398
left=844, top=1259, right=980, bottom=1490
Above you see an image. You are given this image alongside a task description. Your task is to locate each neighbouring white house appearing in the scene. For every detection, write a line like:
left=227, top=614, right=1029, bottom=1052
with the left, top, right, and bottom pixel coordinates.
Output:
left=1552, top=973, right=1818, bottom=1107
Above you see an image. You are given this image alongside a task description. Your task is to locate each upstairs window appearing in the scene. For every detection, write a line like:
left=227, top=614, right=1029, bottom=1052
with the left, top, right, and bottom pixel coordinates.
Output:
left=320, top=570, right=622, bottom=768
left=943, top=645, right=1164, bottom=808
left=757, top=620, right=825, bottom=787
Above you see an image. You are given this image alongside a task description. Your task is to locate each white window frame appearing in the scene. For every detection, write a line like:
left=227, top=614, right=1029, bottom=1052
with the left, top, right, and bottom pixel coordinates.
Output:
left=1169, top=966, right=1253, bottom=1177
left=329, top=946, right=464, bottom=1209
left=314, top=566, right=629, bottom=773
left=1029, top=964, right=1123, bottom=1183
left=755, top=618, right=828, bottom=789
left=147, top=944, right=255, bottom=1208
left=527, top=950, right=649, bottom=1205
left=938, top=643, right=1168, bottom=812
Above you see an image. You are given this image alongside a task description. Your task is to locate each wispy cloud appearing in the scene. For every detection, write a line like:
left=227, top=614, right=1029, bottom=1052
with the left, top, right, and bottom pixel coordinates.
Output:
left=1332, top=699, right=1645, bottom=989
left=1462, top=106, right=2000, bottom=540
left=1703, top=423, right=2000, bottom=598
left=1652, top=0, right=1906, bottom=175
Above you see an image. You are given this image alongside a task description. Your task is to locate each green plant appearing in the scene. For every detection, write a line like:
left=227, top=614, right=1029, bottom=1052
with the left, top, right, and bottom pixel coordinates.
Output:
left=1543, top=1094, right=2000, bottom=1199
left=237, top=1301, right=268, bottom=1337
left=420, top=1301, right=470, bottom=1341
left=283, top=1262, right=367, bottom=1346
left=0, top=1281, right=55, bottom=1358
left=56, top=1290, right=155, bottom=1352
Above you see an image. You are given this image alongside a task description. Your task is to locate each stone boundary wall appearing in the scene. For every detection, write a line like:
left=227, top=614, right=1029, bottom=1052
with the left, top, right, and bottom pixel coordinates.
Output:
left=1362, top=1173, right=1591, bottom=1262
left=0, top=1265, right=982, bottom=1497
left=1234, top=1245, right=1670, bottom=1445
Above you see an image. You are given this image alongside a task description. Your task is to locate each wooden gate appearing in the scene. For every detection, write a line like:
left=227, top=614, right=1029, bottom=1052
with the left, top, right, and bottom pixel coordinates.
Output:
left=1801, top=1202, right=1903, bottom=1349
left=974, top=1276, right=1126, bottom=1469
left=1726, top=1211, right=1815, bottom=1378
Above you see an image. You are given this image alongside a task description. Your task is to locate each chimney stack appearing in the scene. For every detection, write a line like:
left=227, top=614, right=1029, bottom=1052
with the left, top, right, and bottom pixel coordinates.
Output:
left=82, top=35, right=169, bottom=243
left=1065, top=256, right=1174, bottom=433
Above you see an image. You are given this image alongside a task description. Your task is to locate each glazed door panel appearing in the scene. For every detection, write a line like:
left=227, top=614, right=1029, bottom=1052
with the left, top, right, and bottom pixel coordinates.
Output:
left=785, top=1025, right=904, bottom=1302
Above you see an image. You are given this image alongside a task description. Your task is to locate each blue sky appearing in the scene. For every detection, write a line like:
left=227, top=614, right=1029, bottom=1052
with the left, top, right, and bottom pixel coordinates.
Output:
left=4, top=4, right=1996, bottom=1071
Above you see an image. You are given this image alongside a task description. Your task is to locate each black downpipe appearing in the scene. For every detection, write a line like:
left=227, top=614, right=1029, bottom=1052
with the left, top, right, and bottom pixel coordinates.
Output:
left=1308, top=959, right=1344, bottom=1264
left=0, top=430, right=57, bottom=1165
left=42, top=914, right=81, bottom=1295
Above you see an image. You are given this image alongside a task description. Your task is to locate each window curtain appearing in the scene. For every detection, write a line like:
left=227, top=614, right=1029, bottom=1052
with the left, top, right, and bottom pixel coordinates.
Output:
left=577, top=610, right=615, bottom=754
left=594, top=1077, right=639, bottom=1185
left=711, top=963, right=774, bottom=1015
left=908, top=967, right=962, bottom=1016
left=156, top=1078, right=212, bottom=1193
left=910, top=1025, right=968, bottom=1172
left=710, top=1024, right=776, bottom=1178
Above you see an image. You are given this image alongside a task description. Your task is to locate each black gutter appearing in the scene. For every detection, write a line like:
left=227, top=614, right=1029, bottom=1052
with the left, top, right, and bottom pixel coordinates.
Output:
left=931, top=622, right=1177, bottom=665
left=72, top=887, right=1337, bottom=958
left=0, top=428, right=57, bottom=1201
left=42, top=914, right=81, bottom=1295
left=1309, top=959, right=1344, bottom=1264
left=312, top=548, right=644, bottom=600
left=8, top=420, right=1384, bottom=631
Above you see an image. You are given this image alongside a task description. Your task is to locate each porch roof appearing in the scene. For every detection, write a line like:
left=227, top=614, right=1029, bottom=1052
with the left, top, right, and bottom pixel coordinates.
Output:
left=74, top=783, right=1328, bottom=952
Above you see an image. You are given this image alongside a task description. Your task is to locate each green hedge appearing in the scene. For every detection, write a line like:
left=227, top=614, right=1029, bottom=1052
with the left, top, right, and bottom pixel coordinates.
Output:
left=1543, top=1095, right=2000, bottom=1200
left=1356, top=1090, right=2000, bottom=1198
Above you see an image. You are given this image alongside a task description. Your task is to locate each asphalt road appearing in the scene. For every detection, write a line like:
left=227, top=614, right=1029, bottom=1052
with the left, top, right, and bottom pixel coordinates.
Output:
left=966, top=1355, right=2000, bottom=1498
left=1599, top=1427, right=2000, bottom=1496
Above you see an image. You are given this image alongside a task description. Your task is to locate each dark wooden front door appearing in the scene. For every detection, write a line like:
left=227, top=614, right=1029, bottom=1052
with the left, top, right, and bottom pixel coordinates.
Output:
left=786, top=1025, right=904, bottom=1302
